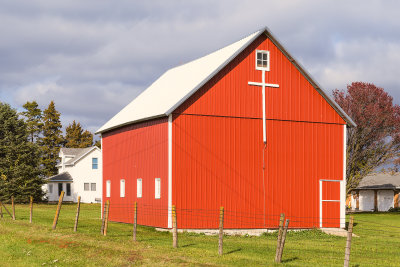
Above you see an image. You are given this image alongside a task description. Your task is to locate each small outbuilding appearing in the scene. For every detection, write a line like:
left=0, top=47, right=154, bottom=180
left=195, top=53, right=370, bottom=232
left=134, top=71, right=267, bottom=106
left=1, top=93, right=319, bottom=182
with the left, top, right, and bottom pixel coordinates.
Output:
left=350, top=173, right=400, bottom=211
left=97, top=27, right=356, bottom=229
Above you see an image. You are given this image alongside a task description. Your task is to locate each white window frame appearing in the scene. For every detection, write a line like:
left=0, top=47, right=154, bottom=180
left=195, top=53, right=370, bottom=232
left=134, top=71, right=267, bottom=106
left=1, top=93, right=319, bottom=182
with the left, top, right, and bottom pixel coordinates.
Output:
left=255, top=50, right=270, bottom=71
left=91, top=183, right=96, bottom=191
left=155, top=178, right=161, bottom=199
left=106, top=180, right=111, bottom=197
left=92, top=157, right=98, bottom=169
left=120, top=179, right=125, bottom=198
left=137, top=178, right=142, bottom=198
left=84, top=183, right=90, bottom=191
left=49, top=184, right=53, bottom=194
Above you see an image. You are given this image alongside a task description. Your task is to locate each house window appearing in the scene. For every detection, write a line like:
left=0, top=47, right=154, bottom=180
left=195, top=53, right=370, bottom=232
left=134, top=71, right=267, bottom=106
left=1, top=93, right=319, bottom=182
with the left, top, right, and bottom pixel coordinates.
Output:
left=92, top=158, right=98, bottom=169
left=155, top=178, right=161, bottom=199
left=66, top=183, right=71, bottom=196
left=58, top=183, right=63, bottom=196
left=84, top=183, right=90, bottom=191
left=106, top=180, right=111, bottom=197
left=120, top=179, right=125, bottom=198
left=137, top=179, right=142, bottom=198
left=256, top=50, right=270, bottom=71
left=91, top=183, right=96, bottom=191
left=49, top=184, right=53, bottom=194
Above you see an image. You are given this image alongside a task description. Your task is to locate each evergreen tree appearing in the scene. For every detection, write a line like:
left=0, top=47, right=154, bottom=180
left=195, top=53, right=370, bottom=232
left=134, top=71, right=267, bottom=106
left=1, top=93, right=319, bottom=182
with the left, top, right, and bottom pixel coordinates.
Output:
left=40, top=101, right=63, bottom=177
left=94, top=139, right=101, bottom=149
left=64, top=120, right=93, bottom=148
left=0, top=102, right=44, bottom=202
left=20, top=101, right=43, bottom=143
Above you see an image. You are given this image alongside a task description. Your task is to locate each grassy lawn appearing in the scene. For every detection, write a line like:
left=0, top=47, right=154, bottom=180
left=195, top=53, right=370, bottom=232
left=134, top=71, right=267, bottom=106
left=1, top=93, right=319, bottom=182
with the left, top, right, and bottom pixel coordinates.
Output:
left=0, top=203, right=399, bottom=266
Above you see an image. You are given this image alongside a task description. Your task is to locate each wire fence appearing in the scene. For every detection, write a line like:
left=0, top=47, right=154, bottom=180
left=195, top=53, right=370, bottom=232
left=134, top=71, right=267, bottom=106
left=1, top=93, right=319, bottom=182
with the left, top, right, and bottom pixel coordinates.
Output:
left=1, top=195, right=400, bottom=266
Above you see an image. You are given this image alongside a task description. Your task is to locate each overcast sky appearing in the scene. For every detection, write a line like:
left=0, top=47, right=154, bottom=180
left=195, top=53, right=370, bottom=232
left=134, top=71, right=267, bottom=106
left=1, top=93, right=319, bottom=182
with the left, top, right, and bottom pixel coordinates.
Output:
left=1, top=0, right=399, bottom=134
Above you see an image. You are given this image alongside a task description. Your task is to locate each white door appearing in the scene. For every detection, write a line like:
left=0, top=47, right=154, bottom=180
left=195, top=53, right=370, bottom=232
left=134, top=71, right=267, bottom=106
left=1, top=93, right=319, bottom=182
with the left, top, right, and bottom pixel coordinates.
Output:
left=378, top=190, right=394, bottom=211
left=359, top=190, right=374, bottom=211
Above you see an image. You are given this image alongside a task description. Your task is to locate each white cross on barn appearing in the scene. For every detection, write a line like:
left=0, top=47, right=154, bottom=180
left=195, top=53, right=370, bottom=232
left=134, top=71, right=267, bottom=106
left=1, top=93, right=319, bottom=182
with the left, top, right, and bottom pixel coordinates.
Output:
left=248, top=50, right=279, bottom=143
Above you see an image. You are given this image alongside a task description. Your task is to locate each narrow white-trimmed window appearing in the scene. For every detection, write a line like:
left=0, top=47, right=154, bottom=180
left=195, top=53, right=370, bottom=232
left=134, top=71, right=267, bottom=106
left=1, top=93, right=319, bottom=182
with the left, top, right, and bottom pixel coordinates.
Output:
left=120, top=179, right=125, bottom=198
left=155, top=178, right=161, bottom=199
left=137, top=178, right=142, bottom=198
left=106, top=180, right=111, bottom=197
left=256, top=50, right=270, bottom=71
left=49, top=184, right=53, bottom=194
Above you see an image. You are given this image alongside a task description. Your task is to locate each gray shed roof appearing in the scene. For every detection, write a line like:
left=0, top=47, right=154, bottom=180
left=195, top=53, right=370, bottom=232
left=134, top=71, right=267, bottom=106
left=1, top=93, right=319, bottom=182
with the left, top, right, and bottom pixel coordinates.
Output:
left=45, top=172, right=73, bottom=182
left=356, top=173, right=400, bottom=190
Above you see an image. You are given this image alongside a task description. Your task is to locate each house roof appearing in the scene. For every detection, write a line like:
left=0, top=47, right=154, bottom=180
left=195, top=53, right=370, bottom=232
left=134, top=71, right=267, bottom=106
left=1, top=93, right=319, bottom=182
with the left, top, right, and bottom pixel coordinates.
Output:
left=61, top=147, right=89, bottom=157
left=58, top=147, right=99, bottom=166
left=356, top=173, right=400, bottom=190
left=45, top=172, right=73, bottom=182
left=96, top=26, right=356, bottom=134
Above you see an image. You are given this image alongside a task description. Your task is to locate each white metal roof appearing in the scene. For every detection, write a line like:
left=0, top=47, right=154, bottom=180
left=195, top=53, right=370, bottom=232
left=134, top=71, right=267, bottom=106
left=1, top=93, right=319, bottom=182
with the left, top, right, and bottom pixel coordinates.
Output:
left=96, top=27, right=355, bottom=134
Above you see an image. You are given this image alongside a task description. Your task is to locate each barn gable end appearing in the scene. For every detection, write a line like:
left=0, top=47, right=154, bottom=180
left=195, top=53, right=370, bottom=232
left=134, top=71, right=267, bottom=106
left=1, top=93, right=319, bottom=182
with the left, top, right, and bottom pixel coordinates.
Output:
left=174, top=34, right=345, bottom=125
left=171, top=33, right=346, bottom=229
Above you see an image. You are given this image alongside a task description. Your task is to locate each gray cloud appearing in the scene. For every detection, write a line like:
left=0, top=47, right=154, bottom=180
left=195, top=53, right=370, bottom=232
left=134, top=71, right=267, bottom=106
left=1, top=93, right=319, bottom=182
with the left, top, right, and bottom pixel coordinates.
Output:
left=1, top=0, right=400, bottom=134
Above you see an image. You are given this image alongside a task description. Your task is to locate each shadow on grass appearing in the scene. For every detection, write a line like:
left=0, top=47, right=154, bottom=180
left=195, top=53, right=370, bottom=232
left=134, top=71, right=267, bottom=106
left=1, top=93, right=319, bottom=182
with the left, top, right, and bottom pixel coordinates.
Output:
left=180, top=243, right=195, bottom=248
left=281, top=257, right=299, bottom=263
left=225, top=248, right=242, bottom=255
left=345, top=222, right=358, bottom=230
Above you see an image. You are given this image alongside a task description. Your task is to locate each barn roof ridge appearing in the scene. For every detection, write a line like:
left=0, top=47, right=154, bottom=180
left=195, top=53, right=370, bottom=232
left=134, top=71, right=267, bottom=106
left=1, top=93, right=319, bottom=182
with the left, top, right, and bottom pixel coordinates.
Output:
left=96, top=27, right=355, bottom=134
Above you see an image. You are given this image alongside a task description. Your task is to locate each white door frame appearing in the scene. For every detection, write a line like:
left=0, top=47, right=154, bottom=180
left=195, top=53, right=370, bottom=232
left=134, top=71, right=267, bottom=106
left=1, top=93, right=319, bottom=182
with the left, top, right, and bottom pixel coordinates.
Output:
left=319, top=179, right=343, bottom=228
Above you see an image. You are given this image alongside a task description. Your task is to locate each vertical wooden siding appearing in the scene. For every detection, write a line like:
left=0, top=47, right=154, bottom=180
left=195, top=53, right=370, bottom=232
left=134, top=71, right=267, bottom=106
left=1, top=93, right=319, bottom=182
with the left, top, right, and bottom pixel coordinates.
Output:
left=102, top=118, right=168, bottom=228
left=172, top=34, right=345, bottom=229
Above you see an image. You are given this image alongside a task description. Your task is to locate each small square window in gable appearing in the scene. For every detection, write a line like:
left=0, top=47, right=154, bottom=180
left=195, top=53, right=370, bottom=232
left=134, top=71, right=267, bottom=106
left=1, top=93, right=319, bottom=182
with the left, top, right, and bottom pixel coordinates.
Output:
left=256, top=50, right=270, bottom=71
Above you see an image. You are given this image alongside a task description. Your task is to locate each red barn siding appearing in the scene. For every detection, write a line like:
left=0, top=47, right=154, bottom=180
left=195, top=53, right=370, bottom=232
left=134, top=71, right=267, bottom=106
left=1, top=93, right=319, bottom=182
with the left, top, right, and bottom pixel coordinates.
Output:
left=175, top=35, right=345, bottom=125
left=102, top=118, right=168, bottom=228
left=172, top=115, right=343, bottom=228
left=172, top=34, right=345, bottom=229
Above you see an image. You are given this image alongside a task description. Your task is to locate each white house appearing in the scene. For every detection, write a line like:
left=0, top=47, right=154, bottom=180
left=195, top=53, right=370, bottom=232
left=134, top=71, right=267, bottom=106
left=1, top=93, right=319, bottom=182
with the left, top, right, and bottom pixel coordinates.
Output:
left=350, top=173, right=400, bottom=211
left=43, top=147, right=102, bottom=203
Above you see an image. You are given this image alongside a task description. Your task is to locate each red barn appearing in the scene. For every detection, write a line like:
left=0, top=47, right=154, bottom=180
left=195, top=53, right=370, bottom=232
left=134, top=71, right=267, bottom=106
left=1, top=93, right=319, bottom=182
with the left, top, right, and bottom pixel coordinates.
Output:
left=96, top=27, right=355, bottom=230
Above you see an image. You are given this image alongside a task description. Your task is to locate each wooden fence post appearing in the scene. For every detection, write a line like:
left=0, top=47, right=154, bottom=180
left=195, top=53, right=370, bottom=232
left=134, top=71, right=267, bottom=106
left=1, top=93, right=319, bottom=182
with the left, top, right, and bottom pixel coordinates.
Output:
left=275, top=213, right=285, bottom=262
left=74, top=196, right=81, bottom=232
left=11, top=196, right=15, bottom=220
left=104, top=200, right=110, bottom=236
left=133, top=202, right=137, bottom=241
left=101, top=201, right=107, bottom=234
left=0, top=202, right=12, bottom=218
left=277, top=219, right=290, bottom=263
left=344, top=216, right=354, bottom=267
left=29, top=196, right=33, bottom=223
left=0, top=201, right=3, bottom=218
left=172, top=205, right=178, bottom=248
left=52, top=191, right=65, bottom=230
left=218, top=206, right=224, bottom=255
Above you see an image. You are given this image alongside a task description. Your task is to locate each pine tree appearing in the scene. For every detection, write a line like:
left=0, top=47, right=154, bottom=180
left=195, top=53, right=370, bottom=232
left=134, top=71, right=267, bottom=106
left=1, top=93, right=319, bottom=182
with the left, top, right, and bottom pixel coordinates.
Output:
left=0, top=102, right=44, bottom=202
left=64, top=120, right=93, bottom=148
left=40, top=101, right=63, bottom=177
left=94, top=139, right=101, bottom=149
left=20, top=101, right=43, bottom=143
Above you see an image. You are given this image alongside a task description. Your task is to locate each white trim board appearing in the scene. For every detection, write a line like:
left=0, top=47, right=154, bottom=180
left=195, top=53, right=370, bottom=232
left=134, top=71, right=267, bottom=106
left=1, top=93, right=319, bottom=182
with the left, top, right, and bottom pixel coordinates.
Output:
left=168, top=114, right=173, bottom=228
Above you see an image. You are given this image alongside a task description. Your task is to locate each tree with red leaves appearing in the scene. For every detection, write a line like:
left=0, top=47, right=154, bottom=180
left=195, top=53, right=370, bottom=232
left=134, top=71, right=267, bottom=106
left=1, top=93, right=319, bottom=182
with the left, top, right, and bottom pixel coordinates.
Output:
left=333, top=82, right=400, bottom=193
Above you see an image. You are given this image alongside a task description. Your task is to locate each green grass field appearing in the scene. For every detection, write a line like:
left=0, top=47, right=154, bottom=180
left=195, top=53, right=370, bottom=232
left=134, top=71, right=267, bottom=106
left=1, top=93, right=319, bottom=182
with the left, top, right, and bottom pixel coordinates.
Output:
left=0, top=203, right=399, bottom=266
